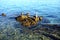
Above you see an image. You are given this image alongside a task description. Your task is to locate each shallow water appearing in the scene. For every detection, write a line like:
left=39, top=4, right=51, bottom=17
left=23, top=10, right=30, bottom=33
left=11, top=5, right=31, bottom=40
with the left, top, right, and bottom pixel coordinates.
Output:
left=0, top=0, right=60, bottom=23
left=0, top=0, right=60, bottom=40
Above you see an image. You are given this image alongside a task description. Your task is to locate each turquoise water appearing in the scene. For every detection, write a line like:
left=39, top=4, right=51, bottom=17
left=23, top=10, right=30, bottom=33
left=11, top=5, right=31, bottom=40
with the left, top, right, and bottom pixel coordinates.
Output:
left=0, top=0, right=60, bottom=23
left=0, top=0, right=60, bottom=40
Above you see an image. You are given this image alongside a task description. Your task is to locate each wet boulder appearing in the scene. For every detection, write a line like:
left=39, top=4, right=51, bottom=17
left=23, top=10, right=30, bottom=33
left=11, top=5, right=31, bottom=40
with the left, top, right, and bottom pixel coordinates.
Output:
left=15, top=13, right=42, bottom=27
left=39, top=16, right=43, bottom=21
left=52, top=18, right=60, bottom=23
left=21, top=20, right=31, bottom=27
left=41, top=18, right=50, bottom=23
left=1, top=13, right=6, bottom=16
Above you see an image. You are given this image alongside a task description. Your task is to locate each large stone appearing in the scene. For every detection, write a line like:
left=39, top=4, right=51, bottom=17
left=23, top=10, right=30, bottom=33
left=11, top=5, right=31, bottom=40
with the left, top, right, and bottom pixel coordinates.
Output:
left=1, top=13, right=6, bottom=16
left=15, top=13, right=42, bottom=27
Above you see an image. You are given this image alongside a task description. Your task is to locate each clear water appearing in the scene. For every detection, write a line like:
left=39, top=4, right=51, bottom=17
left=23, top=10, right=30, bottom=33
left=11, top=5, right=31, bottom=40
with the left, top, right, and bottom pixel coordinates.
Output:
left=0, top=0, right=60, bottom=23
left=0, top=0, right=60, bottom=40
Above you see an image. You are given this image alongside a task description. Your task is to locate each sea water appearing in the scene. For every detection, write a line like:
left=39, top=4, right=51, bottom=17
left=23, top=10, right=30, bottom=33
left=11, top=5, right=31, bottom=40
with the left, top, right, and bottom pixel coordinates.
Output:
left=0, top=0, right=60, bottom=40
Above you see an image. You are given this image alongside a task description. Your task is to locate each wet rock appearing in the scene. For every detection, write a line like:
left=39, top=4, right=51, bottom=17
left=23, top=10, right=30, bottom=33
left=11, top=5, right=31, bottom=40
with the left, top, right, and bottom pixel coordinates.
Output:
left=22, top=20, right=31, bottom=27
left=47, top=15, right=57, bottom=18
left=41, top=18, right=50, bottom=23
left=15, top=13, right=42, bottom=27
left=39, top=16, right=43, bottom=21
left=1, top=13, right=6, bottom=16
